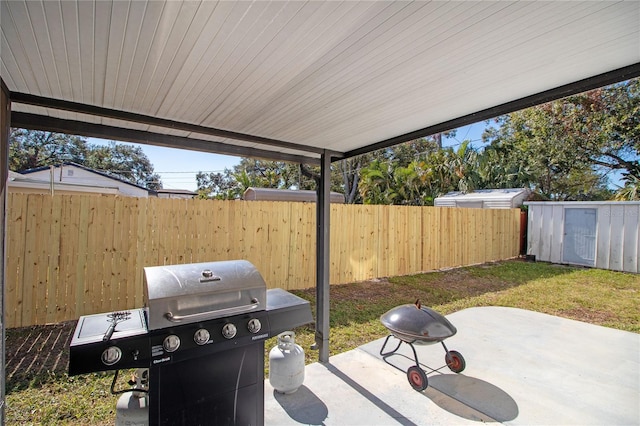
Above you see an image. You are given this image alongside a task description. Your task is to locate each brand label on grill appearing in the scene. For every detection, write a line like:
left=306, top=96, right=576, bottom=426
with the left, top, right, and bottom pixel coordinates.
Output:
left=251, top=333, right=269, bottom=341
left=152, top=356, right=171, bottom=365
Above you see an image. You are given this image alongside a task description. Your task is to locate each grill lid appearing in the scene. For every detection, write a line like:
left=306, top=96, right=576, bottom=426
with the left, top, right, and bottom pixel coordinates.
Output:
left=143, top=260, right=267, bottom=330
left=380, top=300, right=457, bottom=343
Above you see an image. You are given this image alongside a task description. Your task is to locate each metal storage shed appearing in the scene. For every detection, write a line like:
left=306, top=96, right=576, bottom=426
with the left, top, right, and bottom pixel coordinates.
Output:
left=434, top=188, right=531, bottom=209
left=243, top=187, right=345, bottom=203
left=525, top=202, right=640, bottom=273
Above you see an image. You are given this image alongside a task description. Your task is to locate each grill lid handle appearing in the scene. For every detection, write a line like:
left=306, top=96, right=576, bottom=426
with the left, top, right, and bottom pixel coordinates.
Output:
left=200, top=269, right=221, bottom=283
left=164, top=298, right=261, bottom=323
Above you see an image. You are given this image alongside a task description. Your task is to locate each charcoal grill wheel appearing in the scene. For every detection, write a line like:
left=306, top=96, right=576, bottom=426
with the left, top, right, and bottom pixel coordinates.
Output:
left=445, top=350, right=466, bottom=373
left=407, top=366, right=428, bottom=391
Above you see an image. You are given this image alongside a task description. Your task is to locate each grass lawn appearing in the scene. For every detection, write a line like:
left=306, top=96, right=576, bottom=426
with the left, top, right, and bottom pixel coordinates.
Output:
left=5, top=259, right=639, bottom=425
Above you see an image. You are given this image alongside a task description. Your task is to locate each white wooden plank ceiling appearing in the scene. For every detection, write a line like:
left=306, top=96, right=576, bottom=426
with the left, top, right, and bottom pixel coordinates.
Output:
left=2, top=0, right=639, bottom=160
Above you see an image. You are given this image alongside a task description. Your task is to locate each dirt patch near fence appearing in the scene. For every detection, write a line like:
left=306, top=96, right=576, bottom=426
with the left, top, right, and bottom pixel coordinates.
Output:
left=320, top=264, right=521, bottom=306
left=558, top=307, right=618, bottom=324
left=5, top=320, right=76, bottom=390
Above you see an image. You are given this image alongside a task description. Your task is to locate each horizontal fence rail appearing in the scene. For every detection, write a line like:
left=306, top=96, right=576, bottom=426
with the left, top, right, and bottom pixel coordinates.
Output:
left=6, top=193, right=521, bottom=327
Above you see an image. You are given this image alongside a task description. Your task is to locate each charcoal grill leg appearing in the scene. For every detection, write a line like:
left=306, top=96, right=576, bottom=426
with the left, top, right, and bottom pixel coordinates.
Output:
left=379, top=335, right=402, bottom=357
left=380, top=335, right=421, bottom=367
left=407, top=342, right=420, bottom=367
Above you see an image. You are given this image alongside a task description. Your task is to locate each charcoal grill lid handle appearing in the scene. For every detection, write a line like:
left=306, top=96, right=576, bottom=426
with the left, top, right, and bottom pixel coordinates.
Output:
left=164, top=298, right=261, bottom=323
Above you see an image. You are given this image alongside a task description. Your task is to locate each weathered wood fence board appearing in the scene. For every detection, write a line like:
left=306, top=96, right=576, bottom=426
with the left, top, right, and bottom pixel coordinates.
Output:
left=6, top=193, right=521, bottom=327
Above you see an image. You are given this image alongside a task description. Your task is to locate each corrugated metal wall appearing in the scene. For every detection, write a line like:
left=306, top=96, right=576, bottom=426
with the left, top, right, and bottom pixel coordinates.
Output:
left=526, top=202, right=640, bottom=273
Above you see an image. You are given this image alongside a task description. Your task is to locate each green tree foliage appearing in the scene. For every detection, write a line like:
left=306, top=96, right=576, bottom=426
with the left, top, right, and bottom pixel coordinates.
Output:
left=195, top=170, right=239, bottom=199
left=481, top=109, right=612, bottom=200
left=447, top=141, right=480, bottom=194
left=9, top=129, right=162, bottom=190
left=358, top=138, right=478, bottom=205
left=613, top=176, right=639, bottom=201
left=196, top=158, right=324, bottom=199
left=335, top=156, right=363, bottom=204
left=9, top=128, right=88, bottom=171
left=84, top=141, right=162, bottom=191
left=196, top=137, right=449, bottom=202
left=358, top=159, right=396, bottom=205
left=357, top=137, right=449, bottom=205
left=481, top=79, right=639, bottom=200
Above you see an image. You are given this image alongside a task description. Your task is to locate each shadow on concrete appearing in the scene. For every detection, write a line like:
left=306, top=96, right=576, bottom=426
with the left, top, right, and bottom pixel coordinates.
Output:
left=378, top=344, right=518, bottom=422
left=325, top=363, right=418, bottom=426
left=273, top=385, right=328, bottom=425
left=428, top=374, right=519, bottom=422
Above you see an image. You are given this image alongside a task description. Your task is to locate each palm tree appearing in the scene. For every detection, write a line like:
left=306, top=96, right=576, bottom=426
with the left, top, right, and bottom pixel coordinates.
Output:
left=614, top=175, right=640, bottom=200
left=359, top=160, right=396, bottom=204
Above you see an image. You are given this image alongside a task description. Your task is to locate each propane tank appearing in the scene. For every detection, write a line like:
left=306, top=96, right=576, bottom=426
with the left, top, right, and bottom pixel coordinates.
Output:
left=115, top=369, right=149, bottom=426
left=269, top=331, right=305, bottom=394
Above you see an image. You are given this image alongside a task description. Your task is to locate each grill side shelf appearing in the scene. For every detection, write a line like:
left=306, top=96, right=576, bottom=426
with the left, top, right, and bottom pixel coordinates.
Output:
left=266, top=288, right=314, bottom=336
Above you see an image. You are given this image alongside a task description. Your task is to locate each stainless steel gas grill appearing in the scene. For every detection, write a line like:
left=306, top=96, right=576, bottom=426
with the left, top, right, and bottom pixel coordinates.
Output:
left=69, top=260, right=313, bottom=426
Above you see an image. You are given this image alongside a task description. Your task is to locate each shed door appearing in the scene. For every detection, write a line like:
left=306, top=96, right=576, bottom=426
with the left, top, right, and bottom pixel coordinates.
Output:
left=563, top=208, right=597, bottom=266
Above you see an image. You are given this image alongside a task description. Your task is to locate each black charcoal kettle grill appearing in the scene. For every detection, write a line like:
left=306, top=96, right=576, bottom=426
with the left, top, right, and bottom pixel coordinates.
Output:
left=379, top=300, right=466, bottom=391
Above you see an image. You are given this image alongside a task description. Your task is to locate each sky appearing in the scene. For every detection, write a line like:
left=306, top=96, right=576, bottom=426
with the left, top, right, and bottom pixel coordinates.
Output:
left=91, top=122, right=489, bottom=192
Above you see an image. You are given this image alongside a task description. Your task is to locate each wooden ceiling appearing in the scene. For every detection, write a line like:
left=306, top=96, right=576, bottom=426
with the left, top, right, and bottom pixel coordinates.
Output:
left=2, top=1, right=639, bottom=162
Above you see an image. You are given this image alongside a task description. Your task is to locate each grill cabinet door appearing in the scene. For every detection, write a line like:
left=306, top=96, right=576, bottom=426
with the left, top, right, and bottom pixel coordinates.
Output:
left=149, top=343, right=264, bottom=426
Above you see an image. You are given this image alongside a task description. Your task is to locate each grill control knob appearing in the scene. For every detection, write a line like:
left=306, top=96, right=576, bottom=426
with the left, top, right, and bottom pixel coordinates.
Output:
left=101, top=346, right=122, bottom=366
left=163, top=334, right=181, bottom=352
left=222, top=323, right=237, bottom=339
left=247, top=318, right=262, bottom=334
left=194, top=328, right=210, bottom=345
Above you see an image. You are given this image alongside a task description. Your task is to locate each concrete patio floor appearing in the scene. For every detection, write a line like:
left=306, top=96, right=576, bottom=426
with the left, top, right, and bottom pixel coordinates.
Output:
left=264, top=307, right=640, bottom=425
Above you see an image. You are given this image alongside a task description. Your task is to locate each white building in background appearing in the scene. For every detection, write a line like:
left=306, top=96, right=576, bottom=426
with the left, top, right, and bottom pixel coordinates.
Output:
left=243, top=187, right=345, bottom=203
left=156, top=189, right=198, bottom=199
left=434, top=188, right=531, bottom=209
left=15, top=163, right=151, bottom=197
left=8, top=169, right=123, bottom=196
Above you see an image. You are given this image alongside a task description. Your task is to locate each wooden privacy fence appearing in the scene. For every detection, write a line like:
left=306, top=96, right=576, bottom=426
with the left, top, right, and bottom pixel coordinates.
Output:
left=6, top=193, right=521, bottom=327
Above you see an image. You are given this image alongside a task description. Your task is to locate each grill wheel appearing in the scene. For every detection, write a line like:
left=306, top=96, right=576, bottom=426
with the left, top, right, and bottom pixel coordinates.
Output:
left=445, top=350, right=466, bottom=373
left=407, top=365, right=428, bottom=391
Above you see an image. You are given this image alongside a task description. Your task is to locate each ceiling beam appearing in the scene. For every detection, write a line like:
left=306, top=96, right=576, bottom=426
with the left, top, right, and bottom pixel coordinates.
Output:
left=11, top=112, right=321, bottom=166
left=9, top=92, right=326, bottom=156
left=344, top=63, right=640, bottom=160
